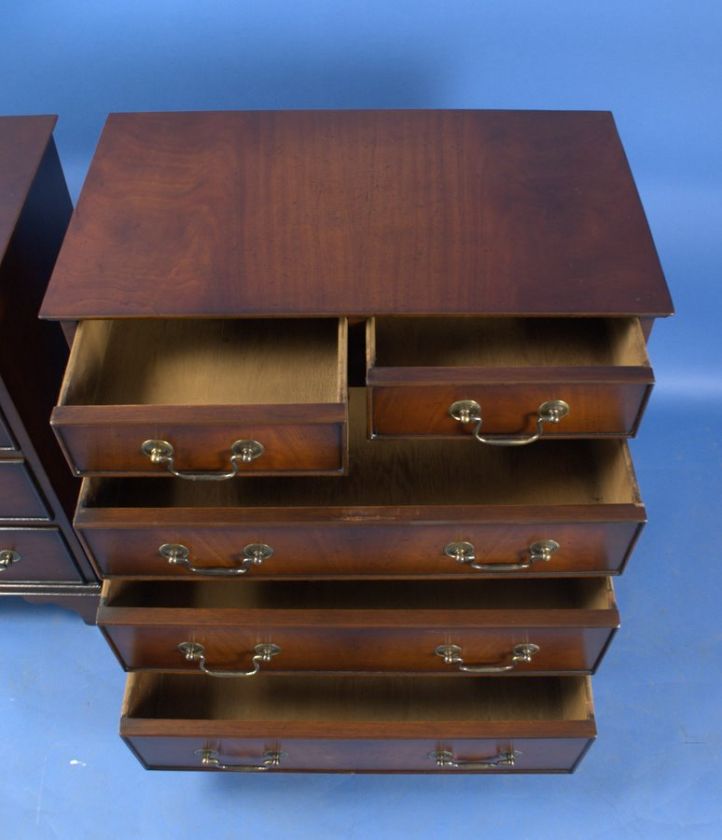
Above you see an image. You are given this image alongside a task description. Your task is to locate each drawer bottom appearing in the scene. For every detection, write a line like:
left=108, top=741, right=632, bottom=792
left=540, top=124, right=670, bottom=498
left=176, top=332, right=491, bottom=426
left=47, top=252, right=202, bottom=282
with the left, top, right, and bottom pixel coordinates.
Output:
left=121, top=673, right=596, bottom=773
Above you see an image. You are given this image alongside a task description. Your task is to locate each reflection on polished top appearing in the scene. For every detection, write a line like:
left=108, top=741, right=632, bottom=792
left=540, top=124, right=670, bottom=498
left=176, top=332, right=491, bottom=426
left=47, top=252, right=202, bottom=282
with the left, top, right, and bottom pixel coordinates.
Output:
left=40, top=109, right=673, bottom=319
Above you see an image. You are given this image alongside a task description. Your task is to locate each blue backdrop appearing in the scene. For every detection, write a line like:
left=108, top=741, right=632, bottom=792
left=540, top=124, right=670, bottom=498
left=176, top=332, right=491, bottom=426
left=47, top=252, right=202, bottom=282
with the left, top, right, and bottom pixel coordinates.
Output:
left=1, top=2, right=721, bottom=838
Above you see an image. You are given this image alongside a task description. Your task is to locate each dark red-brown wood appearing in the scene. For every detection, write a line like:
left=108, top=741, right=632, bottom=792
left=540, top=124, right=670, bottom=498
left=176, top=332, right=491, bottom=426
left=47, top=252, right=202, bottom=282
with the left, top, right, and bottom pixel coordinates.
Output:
left=121, top=673, right=596, bottom=772
left=0, top=528, right=81, bottom=582
left=40, top=110, right=673, bottom=320
left=99, top=578, right=618, bottom=675
left=0, top=115, right=99, bottom=621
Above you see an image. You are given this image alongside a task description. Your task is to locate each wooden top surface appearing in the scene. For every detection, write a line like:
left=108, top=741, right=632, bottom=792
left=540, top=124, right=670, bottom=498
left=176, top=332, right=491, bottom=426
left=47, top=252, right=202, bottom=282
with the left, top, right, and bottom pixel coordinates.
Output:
left=0, top=115, right=57, bottom=261
left=40, top=110, right=673, bottom=319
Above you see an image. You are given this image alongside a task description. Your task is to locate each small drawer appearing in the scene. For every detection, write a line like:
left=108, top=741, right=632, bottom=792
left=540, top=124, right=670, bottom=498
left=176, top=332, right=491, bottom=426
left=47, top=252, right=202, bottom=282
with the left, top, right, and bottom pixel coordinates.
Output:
left=121, top=673, right=596, bottom=773
left=0, top=458, right=50, bottom=520
left=0, top=528, right=81, bottom=582
left=367, top=317, right=653, bottom=439
left=52, top=319, right=348, bottom=477
left=77, top=391, right=645, bottom=579
left=99, top=578, right=618, bottom=675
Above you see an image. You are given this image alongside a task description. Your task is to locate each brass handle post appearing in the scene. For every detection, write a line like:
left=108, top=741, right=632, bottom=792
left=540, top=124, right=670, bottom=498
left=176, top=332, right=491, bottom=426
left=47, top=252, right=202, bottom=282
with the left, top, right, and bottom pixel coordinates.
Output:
left=429, top=748, right=519, bottom=770
left=435, top=642, right=540, bottom=673
left=178, top=641, right=281, bottom=677
left=196, top=748, right=283, bottom=771
left=141, top=439, right=264, bottom=480
left=160, top=543, right=273, bottom=576
left=444, top=539, right=559, bottom=572
left=449, top=399, right=569, bottom=446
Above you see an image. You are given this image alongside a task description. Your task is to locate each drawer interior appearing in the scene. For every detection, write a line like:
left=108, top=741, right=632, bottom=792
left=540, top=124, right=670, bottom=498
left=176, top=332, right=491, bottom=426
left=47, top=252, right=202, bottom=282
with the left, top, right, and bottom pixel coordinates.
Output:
left=82, top=391, right=640, bottom=509
left=103, top=577, right=613, bottom=611
left=60, top=318, right=346, bottom=406
left=124, top=673, right=592, bottom=723
left=369, top=317, right=649, bottom=369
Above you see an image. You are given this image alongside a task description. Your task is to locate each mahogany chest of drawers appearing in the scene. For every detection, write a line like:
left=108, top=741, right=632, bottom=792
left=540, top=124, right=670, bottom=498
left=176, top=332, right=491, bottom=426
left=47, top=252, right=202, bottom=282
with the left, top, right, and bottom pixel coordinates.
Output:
left=40, top=110, right=673, bottom=773
left=0, top=116, right=98, bottom=621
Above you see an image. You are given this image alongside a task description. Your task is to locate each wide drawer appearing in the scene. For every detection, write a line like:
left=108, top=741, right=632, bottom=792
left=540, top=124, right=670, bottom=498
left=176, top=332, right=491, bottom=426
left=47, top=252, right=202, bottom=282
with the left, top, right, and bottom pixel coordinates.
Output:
left=100, top=578, right=618, bottom=675
left=52, top=318, right=348, bottom=477
left=0, top=458, right=50, bottom=520
left=367, top=317, right=653, bottom=439
left=0, top=528, right=81, bottom=582
left=121, top=673, right=596, bottom=772
left=77, top=393, right=645, bottom=578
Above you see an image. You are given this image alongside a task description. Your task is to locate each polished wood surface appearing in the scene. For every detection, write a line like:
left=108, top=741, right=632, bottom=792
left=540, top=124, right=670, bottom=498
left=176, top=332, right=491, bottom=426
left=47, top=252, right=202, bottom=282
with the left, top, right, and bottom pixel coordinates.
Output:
left=121, top=673, right=595, bottom=772
left=99, top=578, right=618, bottom=674
left=0, top=528, right=81, bottom=582
left=76, top=392, right=645, bottom=578
left=40, top=110, right=672, bottom=319
left=79, top=518, right=642, bottom=579
left=368, top=317, right=653, bottom=437
left=0, top=115, right=98, bottom=619
left=370, top=383, right=652, bottom=438
left=52, top=318, right=348, bottom=476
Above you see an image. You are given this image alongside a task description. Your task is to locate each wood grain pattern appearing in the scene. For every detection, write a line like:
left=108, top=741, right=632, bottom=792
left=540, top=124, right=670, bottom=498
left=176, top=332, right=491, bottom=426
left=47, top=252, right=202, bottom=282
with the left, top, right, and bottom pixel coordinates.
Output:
left=76, top=391, right=645, bottom=577
left=367, top=316, right=653, bottom=437
left=99, top=578, right=618, bottom=674
left=121, top=673, right=595, bottom=772
left=40, top=110, right=673, bottom=319
left=79, top=518, right=643, bottom=579
left=0, top=528, right=81, bottom=582
left=52, top=319, right=348, bottom=476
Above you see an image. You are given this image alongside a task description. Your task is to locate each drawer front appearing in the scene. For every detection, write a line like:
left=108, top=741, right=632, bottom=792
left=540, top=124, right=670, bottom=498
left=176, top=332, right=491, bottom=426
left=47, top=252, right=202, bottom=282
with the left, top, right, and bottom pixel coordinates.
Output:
left=125, top=735, right=592, bottom=773
left=82, top=521, right=642, bottom=578
left=0, top=528, right=82, bottom=582
left=104, top=626, right=615, bottom=675
left=53, top=318, right=348, bottom=477
left=370, top=382, right=652, bottom=438
left=53, top=413, right=346, bottom=477
left=0, top=459, right=50, bottom=520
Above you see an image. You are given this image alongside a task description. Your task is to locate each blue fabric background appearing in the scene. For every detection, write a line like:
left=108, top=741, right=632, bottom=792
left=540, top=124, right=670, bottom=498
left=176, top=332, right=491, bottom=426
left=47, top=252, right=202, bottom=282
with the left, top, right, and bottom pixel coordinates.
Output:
left=1, top=2, right=720, bottom=837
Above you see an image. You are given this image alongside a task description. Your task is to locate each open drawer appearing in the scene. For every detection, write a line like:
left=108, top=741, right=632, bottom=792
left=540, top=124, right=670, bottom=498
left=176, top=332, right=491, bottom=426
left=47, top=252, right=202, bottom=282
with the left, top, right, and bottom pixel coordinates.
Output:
left=367, top=317, right=653, bottom=440
left=52, top=319, right=348, bottom=477
left=99, top=577, right=618, bottom=675
left=121, top=673, right=596, bottom=772
left=76, top=390, right=645, bottom=579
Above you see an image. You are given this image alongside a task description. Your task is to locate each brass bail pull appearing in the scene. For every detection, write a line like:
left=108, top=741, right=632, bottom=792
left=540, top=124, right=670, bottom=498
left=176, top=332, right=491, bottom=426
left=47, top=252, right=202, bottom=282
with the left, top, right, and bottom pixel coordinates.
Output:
left=444, top=539, right=560, bottom=572
left=449, top=399, right=569, bottom=446
left=196, top=748, right=284, bottom=772
left=160, top=542, right=273, bottom=576
left=177, top=641, right=281, bottom=678
left=430, top=748, right=519, bottom=770
left=435, top=642, right=540, bottom=673
left=141, top=438, right=264, bottom=480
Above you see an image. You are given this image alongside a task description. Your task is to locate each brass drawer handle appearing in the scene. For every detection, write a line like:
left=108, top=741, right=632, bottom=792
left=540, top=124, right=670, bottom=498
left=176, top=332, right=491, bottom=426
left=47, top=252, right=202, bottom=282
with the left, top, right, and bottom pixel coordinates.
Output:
left=160, top=542, right=273, bottom=576
left=435, top=642, right=540, bottom=673
left=430, top=748, right=519, bottom=770
left=196, top=748, right=283, bottom=772
left=178, top=641, right=281, bottom=677
left=449, top=399, right=569, bottom=446
left=0, top=549, right=21, bottom=571
left=445, top=539, right=559, bottom=572
left=141, top=438, right=264, bottom=480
